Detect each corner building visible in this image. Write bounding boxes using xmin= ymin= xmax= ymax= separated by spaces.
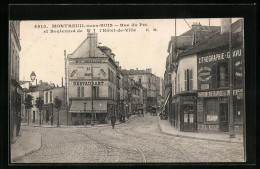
xmin=66 ymin=33 xmax=118 ymax=125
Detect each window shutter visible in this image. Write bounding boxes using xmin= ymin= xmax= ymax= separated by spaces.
xmin=97 ymin=87 xmax=99 ymax=98
xmin=189 ymin=69 xmax=193 ymax=90
xmin=211 ymin=64 xmax=218 ymax=89
xmin=184 ymin=69 xmax=187 ymax=91
xmin=77 ymin=87 xmax=80 ymax=97
xmin=81 ymin=87 xmax=84 ymax=97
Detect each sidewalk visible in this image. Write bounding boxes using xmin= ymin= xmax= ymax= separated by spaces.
xmin=11 ymin=130 xmax=42 ymax=162
xmin=158 ymin=116 xmax=243 ymax=144
xmin=21 ymin=115 xmax=137 ymax=128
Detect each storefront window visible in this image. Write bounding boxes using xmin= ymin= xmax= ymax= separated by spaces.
xmin=234 ymin=98 xmax=243 ymax=123
xmin=205 ymin=98 xmax=218 ymax=122
xmin=218 ymin=62 xmax=229 ymax=87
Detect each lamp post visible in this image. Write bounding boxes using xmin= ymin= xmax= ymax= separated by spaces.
xmin=28 ymin=71 xmax=36 ymax=124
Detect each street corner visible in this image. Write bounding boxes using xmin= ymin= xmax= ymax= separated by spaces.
xmin=11 ymin=130 xmax=42 ymax=163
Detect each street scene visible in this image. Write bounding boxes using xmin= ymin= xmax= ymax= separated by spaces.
xmin=9 ymin=18 xmax=245 ymax=163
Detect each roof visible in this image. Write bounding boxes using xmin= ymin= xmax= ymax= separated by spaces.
xmin=28 ymin=83 xmax=54 ymax=92
xmin=178 ymin=19 xmax=243 ymax=57
xmin=122 ymin=69 xmax=153 ymax=76
xmin=180 ymin=26 xmax=220 ymax=36
xmin=168 ymin=25 xmax=221 ymax=53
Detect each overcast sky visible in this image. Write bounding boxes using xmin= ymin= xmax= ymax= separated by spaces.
xmin=19 ymin=18 xmax=240 ymax=86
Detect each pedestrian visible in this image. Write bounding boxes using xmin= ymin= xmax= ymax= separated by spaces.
xmin=50 ymin=115 xmax=53 ymax=126
xmin=111 ymin=115 xmax=116 ymax=129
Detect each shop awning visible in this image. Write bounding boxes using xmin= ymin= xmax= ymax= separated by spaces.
xmin=69 ymin=100 xmax=107 ymax=113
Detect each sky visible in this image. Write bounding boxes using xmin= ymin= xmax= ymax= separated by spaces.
xmin=19 ymin=18 xmax=240 ymax=86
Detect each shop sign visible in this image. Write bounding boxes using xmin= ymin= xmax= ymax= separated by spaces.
xmin=69 ymin=65 xmax=91 ymax=79
xmin=234 ymin=60 xmax=243 ymax=77
xmin=198 ymin=90 xmax=230 ymax=97
xmin=70 ymin=81 xmax=107 ymax=86
xmin=198 ymin=48 xmax=242 ymax=64
xmin=198 ymin=67 xmax=212 ymax=82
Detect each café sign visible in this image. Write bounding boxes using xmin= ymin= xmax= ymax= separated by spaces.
xmin=198 ymin=66 xmax=212 ymax=82
xmin=70 ymin=81 xmax=107 ymax=86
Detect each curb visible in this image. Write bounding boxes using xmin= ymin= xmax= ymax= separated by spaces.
xmin=11 ymin=135 xmax=42 ymax=163
xmin=157 ymin=116 xmax=242 ymax=144
xmin=21 ymin=115 xmax=138 ymax=129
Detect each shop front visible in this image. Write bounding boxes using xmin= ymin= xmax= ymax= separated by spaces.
xmin=69 ymin=100 xmax=109 ymax=125
xmin=171 ymin=92 xmax=197 ymax=132
xmin=197 ymin=89 xmax=243 ymax=133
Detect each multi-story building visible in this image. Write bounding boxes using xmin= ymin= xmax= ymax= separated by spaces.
xmin=42 ymin=86 xmax=67 ymax=125
xmin=66 ymin=33 xmax=119 ymax=125
xmin=164 ymin=19 xmax=244 ymax=133
xmin=177 ymin=19 xmax=244 ymax=133
xmin=9 ymin=21 xmax=23 ymax=142
xmin=24 ymin=81 xmax=54 ymax=124
xmin=122 ymin=68 xmax=160 ymax=112
xmin=163 ymin=21 xmax=221 ymax=131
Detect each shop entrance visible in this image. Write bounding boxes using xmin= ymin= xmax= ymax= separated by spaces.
xmin=183 ymin=105 xmax=195 ymax=132
xmin=219 ymin=103 xmax=229 ymax=132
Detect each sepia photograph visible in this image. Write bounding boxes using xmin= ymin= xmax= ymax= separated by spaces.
xmin=9 ymin=17 xmax=246 ymax=163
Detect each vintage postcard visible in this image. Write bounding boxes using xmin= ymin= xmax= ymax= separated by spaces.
xmin=9 ymin=18 xmax=245 ymax=163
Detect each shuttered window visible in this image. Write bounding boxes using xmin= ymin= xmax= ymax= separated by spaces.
xmin=189 ymin=69 xmax=193 ymax=90
xmin=77 ymin=87 xmax=80 ymax=97
xmin=81 ymin=87 xmax=84 ymax=97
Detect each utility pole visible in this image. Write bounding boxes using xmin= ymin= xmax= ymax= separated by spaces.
xmin=64 ymin=50 xmax=69 ymax=125
xmin=91 ymin=64 xmax=94 ymax=126
xmin=228 ymin=18 xmax=235 ymax=138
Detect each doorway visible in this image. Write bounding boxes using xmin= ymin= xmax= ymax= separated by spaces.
xmin=46 ymin=110 xmax=49 ymax=123
xmin=33 ymin=111 xmax=35 ymax=123
xmin=219 ymin=103 xmax=229 ymax=132
xmin=183 ymin=105 xmax=195 ymax=132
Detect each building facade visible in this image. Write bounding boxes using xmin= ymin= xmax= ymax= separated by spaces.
xmin=122 ymin=68 xmax=161 ymax=112
xmin=166 ymin=18 xmax=244 ymax=133
xmin=9 ymin=21 xmax=23 ymax=142
xmin=66 ymin=33 xmax=119 ymax=125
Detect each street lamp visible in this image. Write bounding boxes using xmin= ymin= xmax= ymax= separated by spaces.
xmin=28 ymin=71 xmax=36 ymax=125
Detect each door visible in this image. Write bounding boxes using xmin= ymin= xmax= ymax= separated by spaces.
xmin=33 ymin=111 xmax=35 ymax=123
xmin=46 ymin=110 xmax=49 ymax=123
xmin=219 ymin=103 xmax=229 ymax=132
xmin=183 ymin=105 xmax=195 ymax=132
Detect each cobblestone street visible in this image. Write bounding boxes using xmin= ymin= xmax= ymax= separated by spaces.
xmin=16 ymin=114 xmax=244 ymax=163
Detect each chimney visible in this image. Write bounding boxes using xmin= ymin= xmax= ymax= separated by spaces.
xmin=36 ymin=79 xmax=38 ymax=85
xmin=146 ymin=68 xmax=152 ymax=73
xmin=62 ymin=77 xmax=63 ymax=87
xmin=192 ymin=22 xmax=201 ymax=30
xmin=220 ymin=18 xmax=232 ymax=34
xmin=136 ymin=68 xmax=138 ymax=70
xmin=87 ymin=33 xmax=98 ymax=57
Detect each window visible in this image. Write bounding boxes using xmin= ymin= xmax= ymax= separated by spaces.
xmin=45 ymin=92 xmax=48 ymax=103
xmin=81 ymin=87 xmax=84 ymax=97
xmin=93 ymin=86 xmax=99 ymax=99
xmin=77 ymin=87 xmax=80 ymax=97
xmin=218 ymin=62 xmax=229 ymax=87
xmin=168 ymin=74 xmax=171 ymax=83
xmin=205 ymin=98 xmax=218 ymax=122
xmin=138 ymin=76 xmax=142 ymax=83
xmin=148 ymin=78 xmax=151 ymax=84
xmin=50 ymin=91 xmax=52 ymax=102
xmin=184 ymin=69 xmax=193 ymax=91
xmin=212 ymin=62 xmax=229 ymax=88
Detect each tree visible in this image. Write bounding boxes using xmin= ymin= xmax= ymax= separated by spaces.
xmin=24 ymin=94 xmax=33 ymax=125
xmin=35 ymin=97 xmax=44 ymax=125
xmin=54 ymin=97 xmax=62 ymax=127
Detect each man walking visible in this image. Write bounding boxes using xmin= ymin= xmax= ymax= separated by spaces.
xmin=111 ymin=115 xmax=116 ymax=129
